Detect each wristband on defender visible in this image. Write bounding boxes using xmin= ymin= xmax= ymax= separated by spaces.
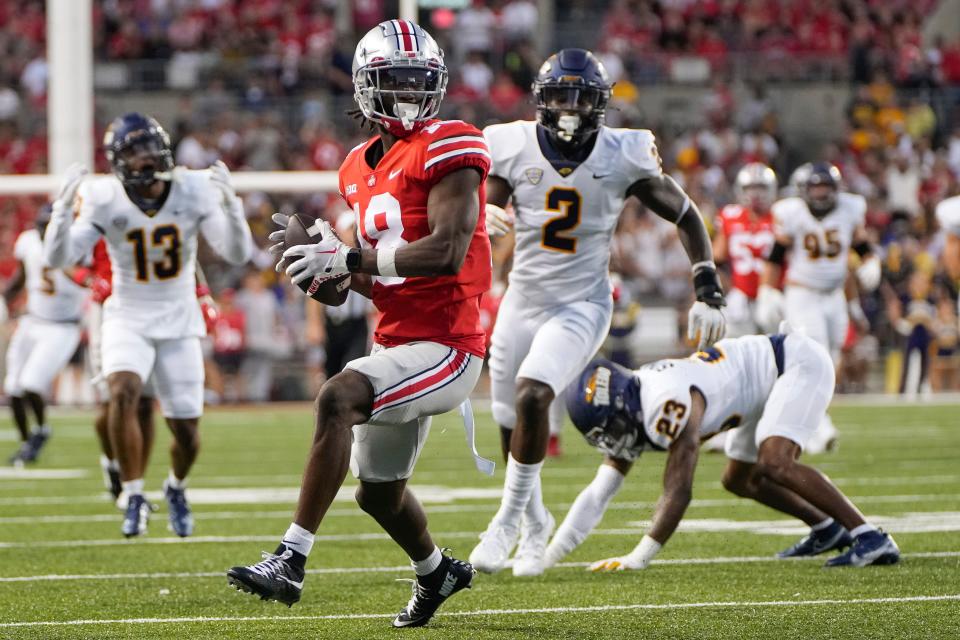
xmin=377 ymin=247 xmax=399 ymax=277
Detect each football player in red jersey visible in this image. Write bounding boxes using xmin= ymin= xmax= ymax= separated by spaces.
xmin=228 ymin=20 xmax=490 ymax=628
xmin=713 ymin=163 xmax=777 ymax=338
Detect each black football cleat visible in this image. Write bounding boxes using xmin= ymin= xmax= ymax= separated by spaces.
xmin=393 ymin=552 xmax=475 ymax=628
xmin=122 ymin=494 xmax=150 ymax=538
xmin=227 ymin=549 xmax=305 ymax=607
xmin=163 ymin=480 xmax=194 ymax=537
xmin=20 ymin=426 xmax=50 ymax=463
xmin=777 ymin=521 xmax=852 ymax=558
xmin=825 ymin=530 xmax=900 ymax=567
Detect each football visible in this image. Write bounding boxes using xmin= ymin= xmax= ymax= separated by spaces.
xmin=282 ymin=213 xmax=351 ymax=306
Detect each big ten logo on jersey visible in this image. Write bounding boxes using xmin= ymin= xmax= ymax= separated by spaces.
xmin=355 ymin=194 xmax=407 ymax=286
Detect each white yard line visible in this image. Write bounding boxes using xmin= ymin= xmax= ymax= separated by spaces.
xmin=1 ymin=594 xmax=958 ymax=628
xmin=0 ymin=551 xmax=956 ymax=583
xmin=2 ymin=493 xmax=957 ymax=526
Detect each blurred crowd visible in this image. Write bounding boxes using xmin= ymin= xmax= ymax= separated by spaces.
xmin=2 ymin=1 xmax=960 ymax=399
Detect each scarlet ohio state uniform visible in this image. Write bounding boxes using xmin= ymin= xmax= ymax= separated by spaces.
xmin=717 ymin=203 xmax=775 ymax=336
xmin=338 ymin=119 xmax=492 ymax=357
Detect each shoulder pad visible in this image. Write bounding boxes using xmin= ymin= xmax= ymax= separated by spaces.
xmin=608 ymin=128 xmax=663 ymax=182
xmin=418 ymin=120 xmax=490 ymax=182
xmin=838 ymin=192 xmax=867 ymax=221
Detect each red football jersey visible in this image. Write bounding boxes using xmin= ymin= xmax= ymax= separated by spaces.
xmin=718 ymin=204 xmax=775 ymax=299
xmin=338 ymin=119 xmax=492 ymax=357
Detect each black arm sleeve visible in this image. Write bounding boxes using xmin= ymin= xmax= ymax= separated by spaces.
xmin=768 ymin=241 xmax=788 ymax=265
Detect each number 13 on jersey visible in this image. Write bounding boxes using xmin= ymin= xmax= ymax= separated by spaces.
xmin=541 ymin=187 xmax=582 ymax=253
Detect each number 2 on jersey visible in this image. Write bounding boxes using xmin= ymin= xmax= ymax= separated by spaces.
xmin=541 ymin=187 xmax=581 ymax=253
xmin=126 ymin=225 xmax=181 ymax=282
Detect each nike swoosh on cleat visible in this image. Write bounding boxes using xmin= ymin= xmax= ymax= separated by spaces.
xmin=278 ymin=575 xmax=304 ymax=590
xmin=593 ymin=173 xmax=610 ymax=179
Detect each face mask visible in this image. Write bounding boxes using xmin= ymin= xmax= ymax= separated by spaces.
xmin=557 ymin=114 xmax=581 ymax=142
xmin=394 ymin=102 xmax=420 ymax=131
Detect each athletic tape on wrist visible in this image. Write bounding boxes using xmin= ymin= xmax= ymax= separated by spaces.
xmin=377 ymin=247 xmax=398 ymax=277
xmin=627 ymin=534 xmax=662 ymax=568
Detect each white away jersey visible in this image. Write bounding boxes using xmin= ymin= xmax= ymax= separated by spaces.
xmin=74 ymin=169 xmax=222 ymax=338
xmin=484 ymin=121 xmax=662 ymax=306
xmin=636 ymin=335 xmax=779 ymax=451
xmin=772 ymin=192 xmax=866 ymax=291
xmin=13 ymin=229 xmax=87 ymax=322
xmin=936 ymin=195 xmax=960 ymax=236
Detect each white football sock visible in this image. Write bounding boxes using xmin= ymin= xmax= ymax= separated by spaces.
xmin=545 ymin=464 xmax=625 ymax=566
xmin=108 ymin=458 xmax=119 ymax=471
xmin=492 ymin=455 xmax=543 ymax=528
xmin=122 ymin=478 xmax=144 ymax=496
xmin=849 ymin=523 xmax=878 ymax=538
xmin=166 ymin=470 xmax=186 ymax=490
xmin=99 ymin=455 xmax=111 ymax=471
xmin=523 ymin=473 xmax=548 ymax=525
xmin=411 ymin=546 xmax=442 ymax=576
xmin=811 ymin=517 xmax=835 ymax=532
xmin=282 ymin=522 xmax=315 ymax=557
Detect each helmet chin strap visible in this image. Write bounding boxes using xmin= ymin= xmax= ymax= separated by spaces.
xmin=557 ymin=114 xmax=581 ymax=142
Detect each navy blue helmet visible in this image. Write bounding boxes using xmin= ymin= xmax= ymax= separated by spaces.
xmin=533 ymin=48 xmax=611 ymax=148
xmin=103 ymin=113 xmax=174 ymax=188
xmin=802 ymin=162 xmax=841 ymax=218
xmin=565 ymin=359 xmax=645 ymax=461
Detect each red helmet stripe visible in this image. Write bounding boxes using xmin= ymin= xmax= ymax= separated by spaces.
xmin=398 ymin=19 xmax=414 ymax=51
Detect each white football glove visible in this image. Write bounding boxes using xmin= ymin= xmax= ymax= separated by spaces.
xmin=855 ymin=255 xmax=881 ymax=291
xmin=688 ymin=301 xmax=725 ymax=350
xmin=52 ymin=163 xmax=89 ymax=213
xmin=589 ymin=555 xmax=649 ymax=572
xmin=589 ymin=535 xmax=661 ymax=572
xmin=268 ymin=212 xmax=290 ymax=264
xmin=485 ymin=203 xmax=513 ymax=237
xmin=281 ymin=219 xmax=350 ymax=284
xmin=209 ymin=160 xmax=243 ymax=216
xmin=755 ymin=284 xmax=785 ymax=334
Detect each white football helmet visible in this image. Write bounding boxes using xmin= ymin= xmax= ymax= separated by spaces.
xmin=734 ymin=162 xmax=777 ymax=212
xmin=784 ymin=162 xmax=813 ymax=197
xmin=352 ymin=20 xmax=448 ymax=137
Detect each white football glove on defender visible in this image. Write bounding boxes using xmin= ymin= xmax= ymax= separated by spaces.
xmin=688 ymin=302 xmax=725 ymax=350
xmin=755 ymin=284 xmax=785 ymax=334
xmin=209 ymin=160 xmax=243 ymax=218
xmin=282 ymin=219 xmax=350 ymax=284
xmin=688 ymin=262 xmax=726 ymax=350
xmin=485 ymin=203 xmax=513 ymax=237
xmin=51 ymin=163 xmax=89 ymax=216
xmin=589 ymin=535 xmax=662 ymax=572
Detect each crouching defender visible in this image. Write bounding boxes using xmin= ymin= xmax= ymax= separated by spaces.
xmin=546 ymin=331 xmax=900 ymax=570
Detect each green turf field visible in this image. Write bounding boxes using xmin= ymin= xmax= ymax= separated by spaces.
xmin=0 ymin=401 xmax=958 ymax=639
